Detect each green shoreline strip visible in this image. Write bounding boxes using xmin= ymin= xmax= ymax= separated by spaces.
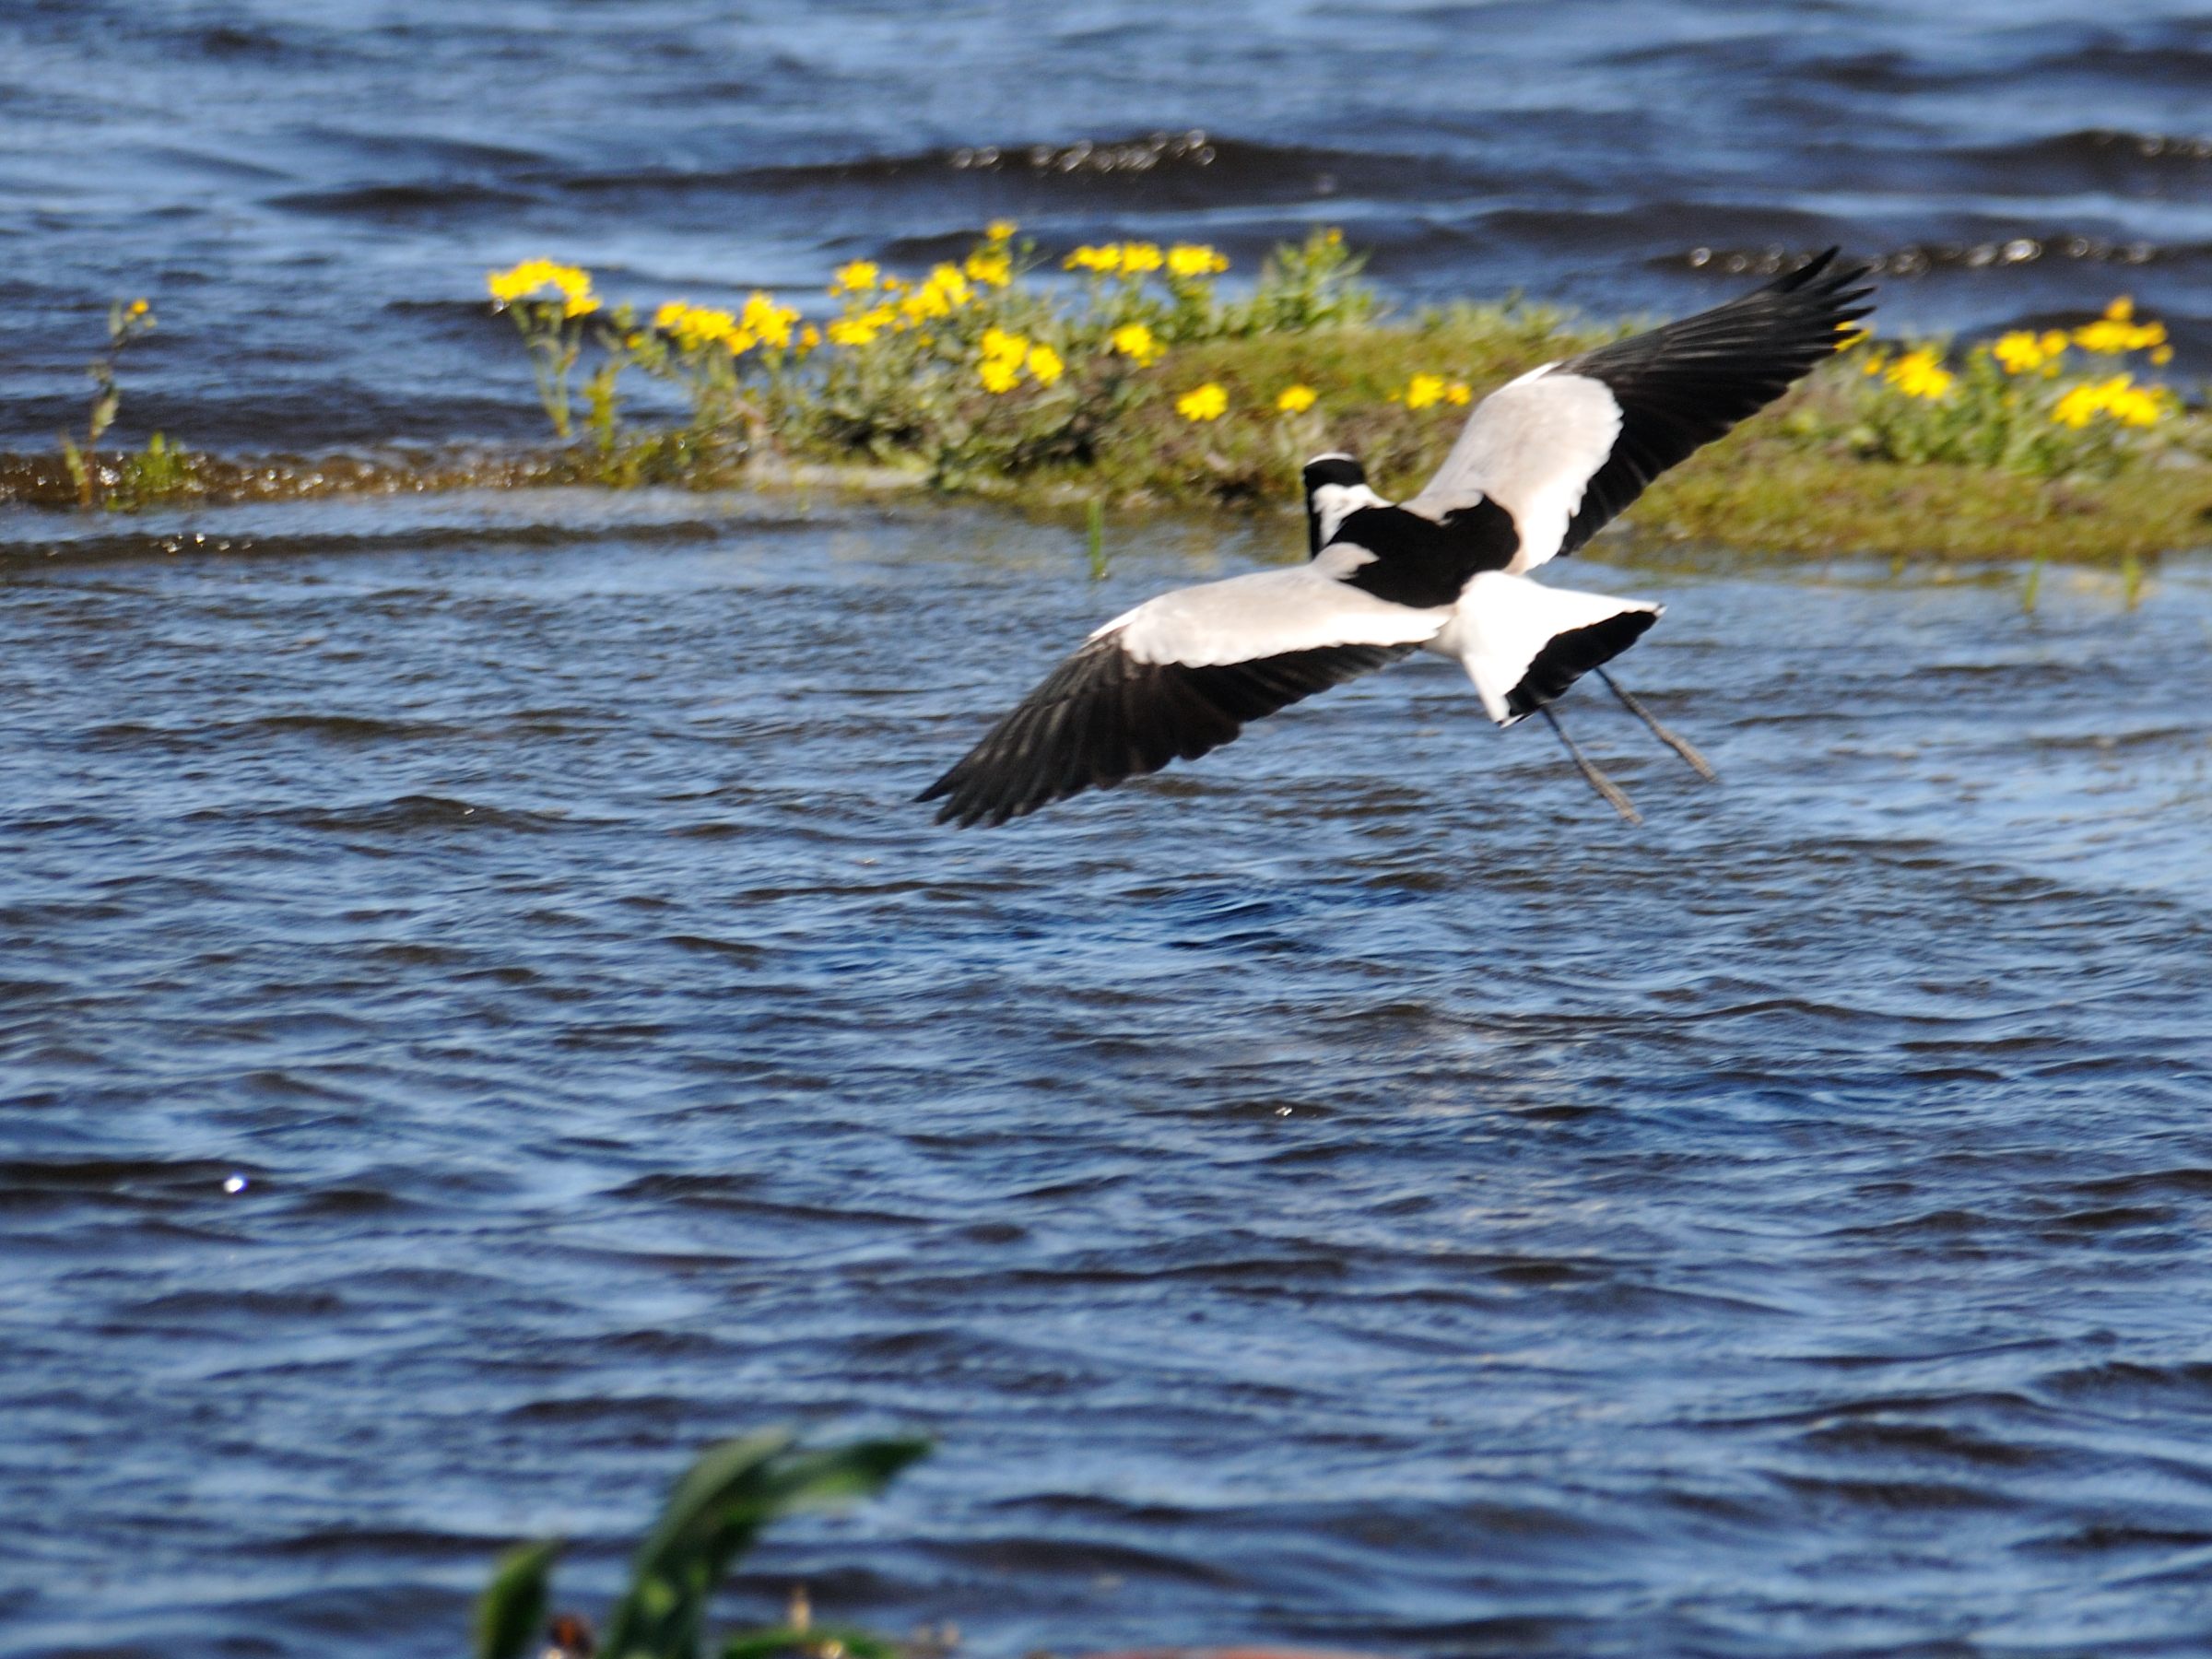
xmin=10 ymin=229 xmax=2209 ymax=565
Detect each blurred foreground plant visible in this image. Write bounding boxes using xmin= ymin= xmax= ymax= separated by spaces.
xmin=476 ymin=1428 xmax=929 ymax=1659
xmin=58 ymin=297 xmax=157 ymax=510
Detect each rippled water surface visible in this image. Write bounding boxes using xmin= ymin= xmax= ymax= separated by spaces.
xmin=5 ymin=493 xmax=2212 ymax=1654
xmin=6 ymin=0 xmax=2212 ymax=448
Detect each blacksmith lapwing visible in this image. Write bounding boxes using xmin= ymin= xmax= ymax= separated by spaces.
xmin=922 ymin=252 xmax=1874 ymax=828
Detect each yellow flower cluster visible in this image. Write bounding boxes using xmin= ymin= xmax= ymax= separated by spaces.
xmin=2051 ymin=373 xmax=2174 ymax=429
xmin=964 ymin=220 xmax=1018 ymax=288
xmin=1109 ymin=323 xmax=1165 ymax=366
xmin=2071 ymin=297 xmax=2170 ymax=359
xmin=1883 ymin=347 xmax=1954 ymax=401
xmin=487 ymin=259 xmax=599 ymax=317
xmin=1065 ymin=241 xmax=1227 ymax=278
xmin=1175 ymin=382 xmax=1228 ymax=422
xmin=1993 ymin=330 xmax=2073 ymax=377
xmin=1402 ymin=373 xmax=1473 ymax=410
xmin=653 ymin=292 xmax=802 ymax=356
xmin=977 ymin=327 xmax=1061 ymax=394
xmin=826 ymin=238 xmax=1019 ymax=346
xmin=964 ymin=248 xmax=1013 ymax=288
xmin=1276 ymin=384 xmax=1316 ymax=414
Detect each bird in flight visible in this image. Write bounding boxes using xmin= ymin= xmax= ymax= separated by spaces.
xmin=921 ymin=251 xmax=1874 ymax=828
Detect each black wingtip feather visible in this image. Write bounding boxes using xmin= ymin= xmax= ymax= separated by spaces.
xmin=1547 ymin=248 xmax=1878 ymax=558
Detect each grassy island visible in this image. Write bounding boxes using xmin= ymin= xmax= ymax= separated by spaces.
xmin=7 ymin=226 xmax=2206 ymax=566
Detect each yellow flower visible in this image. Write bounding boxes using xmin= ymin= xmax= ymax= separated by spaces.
xmin=977 ymin=327 xmax=1032 ymax=392
xmin=1275 ymin=384 xmax=1317 ymax=414
xmin=665 ymin=304 xmax=739 ymax=350
xmin=1167 ymin=243 xmax=1229 ymax=278
xmin=488 ymin=258 xmax=594 ymax=314
xmin=1859 ymin=349 xmax=1888 ymax=376
xmin=831 ymin=260 xmax=879 ymax=294
xmin=1993 ymin=331 xmax=2048 ymax=375
xmin=900 ymin=282 xmax=954 ymax=324
xmin=741 ymin=292 xmax=798 ymax=348
xmin=2152 ymin=344 xmax=2174 ymax=366
xmin=963 ymin=250 xmax=1011 ymax=287
xmin=985 ymin=218 xmax=1018 ymax=242
xmin=2052 ymin=373 xmax=2172 ymax=429
xmin=2073 ymin=299 xmax=2166 ymax=356
xmin=826 ymin=315 xmax=880 ymax=347
xmin=1027 ymin=343 xmax=1065 ymax=386
xmin=127 ymin=298 xmax=150 ymax=317
xmin=1109 ymin=323 xmax=1164 ymax=366
xmin=1120 ymin=241 xmax=1164 ymax=275
xmin=1405 ymin=373 xmax=1446 ymax=410
xmin=1175 ymin=382 xmax=1228 ymax=421
xmin=1445 ymin=381 xmax=1473 ymax=406
xmin=1884 ymin=347 xmax=1953 ymax=400
xmin=1065 ymin=244 xmax=1122 ymax=274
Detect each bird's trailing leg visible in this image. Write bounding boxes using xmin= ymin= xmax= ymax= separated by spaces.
xmin=1537 ymin=704 xmax=1641 ymax=825
xmin=1597 ymin=669 xmax=1716 ymax=782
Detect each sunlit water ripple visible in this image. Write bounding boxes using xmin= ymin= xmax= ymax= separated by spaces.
xmin=3 ymin=494 xmax=2210 ymax=1654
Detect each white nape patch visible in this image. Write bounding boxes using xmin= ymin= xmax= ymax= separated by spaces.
xmin=1096 ymin=562 xmax=1450 ymax=668
xmin=1407 ymin=369 xmax=1621 ymax=572
xmin=1429 ymin=570 xmax=1661 ymax=724
xmin=1310 ymin=481 xmax=1388 ymax=547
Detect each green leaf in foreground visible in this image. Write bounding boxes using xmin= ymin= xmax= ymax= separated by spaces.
xmin=477 ymin=1537 xmax=562 ymax=1659
xmin=598 ymin=1430 xmax=932 ymax=1659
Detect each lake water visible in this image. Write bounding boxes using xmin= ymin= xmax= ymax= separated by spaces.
xmin=4 ymin=490 xmax=2211 ymax=1655
xmin=7 ymin=2 xmax=2212 ymax=1654
xmin=4 ymin=0 xmax=2212 ymax=453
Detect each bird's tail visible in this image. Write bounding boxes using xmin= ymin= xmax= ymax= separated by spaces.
xmin=1443 ymin=571 xmax=1661 ymax=726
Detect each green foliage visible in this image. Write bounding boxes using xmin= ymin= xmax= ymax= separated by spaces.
xmin=477 ymin=1540 xmax=560 ymax=1659
xmin=1085 ymin=497 xmax=1108 ymax=581
xmin=1219 ymin=226 xmax=1378 ymax=335
xmin=474 ymin=1429 xmax=928 ymax=1659
xmin=59 ymin=296 xmax=158 ymax=510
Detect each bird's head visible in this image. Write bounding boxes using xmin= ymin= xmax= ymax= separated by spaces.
xmin=1300 ymin=453 xmax=1381 ymax=559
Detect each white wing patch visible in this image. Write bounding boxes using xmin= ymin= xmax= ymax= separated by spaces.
xmin=1407 ymin=368 xmax=1622 ymax=572
xmin=1096 ymin=556 xmax=1451 ymax=668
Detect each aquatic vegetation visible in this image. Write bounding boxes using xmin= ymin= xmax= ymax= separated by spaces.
xmin=1823 ymin=299 xmax=2188 ymax=477
xmin=485 ymin=259 xmax=602 ymax=440
xmin=476 ymin=1427 xmax=928 ymax=1659
xmin=8 ymin=240 xmax=2204 ymax=567
xmin=57 ymin=297 xmax=158 ymax=511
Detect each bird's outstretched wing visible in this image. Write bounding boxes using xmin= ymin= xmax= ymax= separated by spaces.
xmin=1406 ymin=250 xmax=1875 ymax=571
xmin=919 ymin=559 xmax=1446 ymax=827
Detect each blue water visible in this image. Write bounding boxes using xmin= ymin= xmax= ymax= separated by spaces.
xmin=5 ymin=488 xmax=2212 ymax=1654
xmin=7 ymin=4 xmax=2212 ymax=1653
